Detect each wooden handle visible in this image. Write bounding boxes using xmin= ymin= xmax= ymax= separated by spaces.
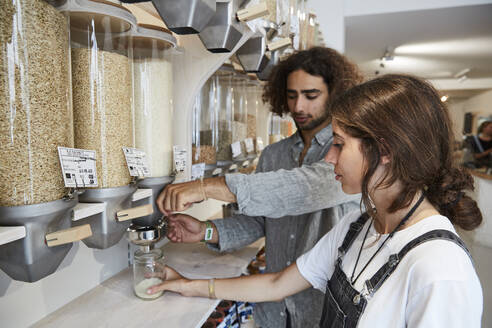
xmin=45 ymin=224 xmax=92 ymax=247
xmin=236 ymin=3 xmax=269 ymax=22
xmin=116 ymin=204 xmax=154 ymax=222
xmin=267 ymin=38 xmax=292 ymax=51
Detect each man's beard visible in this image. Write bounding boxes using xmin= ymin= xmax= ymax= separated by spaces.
xmin=294 ymin=104 xmax=331 ymax=131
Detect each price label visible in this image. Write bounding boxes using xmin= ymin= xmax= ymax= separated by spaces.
xmin=122 ymin=147 xmax=150 ymax=177
xmin=231 ymin=141 xmax=242 ymax=158
xmin=58 ymin=146 xmax=98 ymax=188
xmin=256 ymin=137 xmax=264 ymax=151
xmin=191 ymin=163 xmax=205 ymax=180
xmin=244 ymin=138 xmax=254 ymax=153
xmin=173 ymin=145 xmax=187 ymax=173
xmin=173 ymin=145 xmax=188 ymax=182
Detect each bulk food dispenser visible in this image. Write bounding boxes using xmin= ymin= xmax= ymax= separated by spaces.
xmin=246 ymin=76 xmax=260 ymax=161
xmin=132 ymin=24 xmax=177 ymax=227
xmin=269 ymin=114 xmax=283 ymax=144
xmin=0 ymin=0 xmax=92 ymax=282
xmin=192 ymin=77 xmax=219 ymax=178
xmin=59 ymin=0 xmax=150 ymax=249
xmin=216 ymin=71 xmax=235 ymax=172
xmin=231 ymin=75 xmax=249 ymax=166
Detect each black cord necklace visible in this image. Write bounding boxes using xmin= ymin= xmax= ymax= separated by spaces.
xmin=350 ymin=193 xmax=426 ymax=285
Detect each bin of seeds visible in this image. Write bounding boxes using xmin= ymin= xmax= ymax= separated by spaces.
xmin=0 ymin=0 xmax=73 ymax=206
xmin=133 ymin=24 xmax=176 ymax=177
xmin=68 ymin=2 xmax=135 ymax=188
xmin=192 ymin=78 xmax=217 ymax=166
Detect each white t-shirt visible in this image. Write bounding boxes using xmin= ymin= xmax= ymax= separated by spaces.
xmin=296 ymin=210 xmax=483 ymax=328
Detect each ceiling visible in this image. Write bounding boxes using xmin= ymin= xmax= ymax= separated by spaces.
xmin=344 ymin=3 xmax=492 ymax=99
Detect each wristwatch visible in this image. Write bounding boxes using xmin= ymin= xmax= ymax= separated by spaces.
xmin=201 ymin=221 xmax=214 ymax=242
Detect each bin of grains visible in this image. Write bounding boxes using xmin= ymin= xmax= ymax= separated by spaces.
xmin=0 ymin=0 xmax=73 ymax=206
xmin=192 ymin=77 xmax=217 ymax=166
xmin=67 ymin=1 xmax=135 ymax=188
xmin=232 ymin=77 xmax=248 ymax=161
xmin=133 ymin=24 xmax=176 ymax=177
xmin=216 ymin=75 xmax=234 ymax=162
xmin=269 ymin=114 xmax=283 ymax=145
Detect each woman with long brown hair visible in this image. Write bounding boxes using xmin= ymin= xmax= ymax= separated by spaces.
xmin=149 ymin=74 xmax=483 ymax=327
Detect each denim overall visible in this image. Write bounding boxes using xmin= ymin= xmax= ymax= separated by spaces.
xmin=319 ymin=214 xmax=472 ymax=328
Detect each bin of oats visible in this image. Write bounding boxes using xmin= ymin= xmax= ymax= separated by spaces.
xmin=0 ymin=0 xmax=73 ymax=206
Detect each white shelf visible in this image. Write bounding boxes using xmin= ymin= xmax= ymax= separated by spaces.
xmin=0 ymin=226 xmax=26 ymax=246
xmin=132 ymin=188 xmax=153 ymax=202
xmin=72 ymin=203 xmax=107 ymax=222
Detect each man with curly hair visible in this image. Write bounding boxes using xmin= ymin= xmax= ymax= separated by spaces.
xmin=158 ymin=47 xmax=363 ymax=328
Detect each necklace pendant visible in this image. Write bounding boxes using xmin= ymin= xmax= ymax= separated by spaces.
xmin=353 ymin=294 xmax=361 ymax=305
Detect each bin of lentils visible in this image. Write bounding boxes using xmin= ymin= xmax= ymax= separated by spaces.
xmin=0 ymin=0 xmax=73 ymax=206
xmin=70 ymin=9 xmax=133 ymax=188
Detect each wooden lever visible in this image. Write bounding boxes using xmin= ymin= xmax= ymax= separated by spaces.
xmin=237 ymin=3 xmax=269 ymax=22
xmin=45 ymin=224 xmax=92 ymax=247
xmin=116 ymin=204 xmax=153 ymax=222
xmin=267 ymin=38 xmax=292 ymax=51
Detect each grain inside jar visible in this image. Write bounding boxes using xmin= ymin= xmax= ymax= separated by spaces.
xmin=0 ymin=0 xmax=73 ymax=206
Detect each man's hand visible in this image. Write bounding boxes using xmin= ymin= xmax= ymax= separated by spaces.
xmin=166 ymin=213 xmax=218 ymax=243
xmin=156 ymin=177 xmax=237 ymax=215
xmin=157 ymin=180 xmax=204 ymax=215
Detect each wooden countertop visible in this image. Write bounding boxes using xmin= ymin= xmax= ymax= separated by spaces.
xmin=33 ymin=238 xmax=264 ymax=328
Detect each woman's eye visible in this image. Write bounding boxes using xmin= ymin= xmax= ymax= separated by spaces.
xmin=333 ymin=143 xmax=343 ymax=148
xmin=306 ymin=94 xmax=318 ymax=100
xmin=287 ymin=95 xmax=297 ymax=100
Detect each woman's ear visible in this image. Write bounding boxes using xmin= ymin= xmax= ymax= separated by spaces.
xmin=378 ymin=138 xmax=391 ymax=164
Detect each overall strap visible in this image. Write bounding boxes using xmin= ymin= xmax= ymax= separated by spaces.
xmin=363 ymin=229 xmax=472 ymax=297
xmin=337 ymin=213 xmax=370 ymax=259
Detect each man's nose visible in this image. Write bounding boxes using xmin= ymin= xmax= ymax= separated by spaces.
xmin=293 ymin=96 xmax=306 ymax=113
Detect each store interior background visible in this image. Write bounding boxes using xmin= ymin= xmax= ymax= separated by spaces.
xmin=1 ymin=0 xmax=491 ymax=327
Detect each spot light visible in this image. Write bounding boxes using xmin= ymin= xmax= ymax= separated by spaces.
xmin=441 ymin=95 xmax=449 ymax=102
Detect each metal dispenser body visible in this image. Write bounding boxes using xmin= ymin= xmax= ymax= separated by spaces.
xmin=151 ymin=0 xmax=216 ymax=34
xmin=199 ymin=0 xmax=244 ymax=53
xmin=236 ymin=34 xmax=270 ymax=72
xmin=0 ymin=197 xmax=78 ymax=282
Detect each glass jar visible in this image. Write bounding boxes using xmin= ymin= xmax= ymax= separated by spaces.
xmin=0 ymin=0 xmax=73 ymax=206
xmin=269 ymin=114 xmax=283 ymax=144
xmin=192 ymin=77 xmax=217 ymax=166
xmin=133 ymin=24 xmax=175 ymax=178
xmin=216 ymin=73 xmax=234 ymax=164
xmin=66 ymin=1 xmax=135 ymax=188
xmin=133 ymin=248 xmax=166 ymax=300
xmin=232 ymin=76 xmax=248 ymax=161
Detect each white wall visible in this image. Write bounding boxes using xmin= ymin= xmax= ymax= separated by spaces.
xmin=0 ymin=239 xmax=128 ymax=328
xmin=462 ymin=89 xmax=492 ymax=133
xmin=344 ymin=0 xmax=492 ymax=17
xmin=447 ymin=99 xmax=467 ymax=140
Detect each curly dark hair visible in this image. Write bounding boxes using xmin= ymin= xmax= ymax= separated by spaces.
xmin=263 ymin=47 xmax=364 ymax=117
